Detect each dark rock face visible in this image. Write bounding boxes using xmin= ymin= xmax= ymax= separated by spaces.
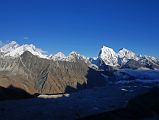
xmin=0 ymin=51 xmax=106 ymax=94
xmin=126 ymin=86 xmax=159 ymax=119
xmin=138 ymin=57 xmax=159 ymax=70
xmin=94 ymin=58 xmax=115 ymax=71
xmin=121 ymin=58 xmax=159 ymax=70
xmin=0 ymin=86 xmax=34 ymax=101
xmin=121 ymin=59 xmax=144 ymax=69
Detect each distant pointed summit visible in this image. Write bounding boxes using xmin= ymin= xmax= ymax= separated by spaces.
xmin=118 ymin=48 xmax=139 ymax=64
xmin=118 ymin=48 xmax=136 ymax=58
xmin=98 ymin=46 xmax=118 ymax=66
xmin=51 ymin=52 xmax=66 ymax=61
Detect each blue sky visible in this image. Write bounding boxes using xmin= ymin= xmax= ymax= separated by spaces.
xmin=0 ymin=0 xmax=159 ymax=57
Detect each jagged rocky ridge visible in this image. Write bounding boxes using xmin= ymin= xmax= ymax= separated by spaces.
xmin=0 ymin=50 xmax=105 ymax=94
xmin=0 ymin=41 xmax=159 ymax=94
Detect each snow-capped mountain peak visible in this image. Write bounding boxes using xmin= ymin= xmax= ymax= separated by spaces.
xmin=0 ymin=41 xmax=20 ymax=54
xmin=69 ymin=51 xmax=78 ymax=55
xmin=67 ymin=51 xmax=89 ymax=63
xmin=51 ymin=52 xmax=66 ymax=61
xmin=98 ymin=46 xmax=118 ymax=66
xmin=0 ymin=41 xmax=48 ymax=59
xmin=118 ymin=48 xmax=136 ymax=58
xmin=68 ymin=51 xmax=83 ymax=61
xmin=51 ymin=51 xmax=90 ymax=63
xmin=117 ymin=48 xmax=139 ymax=64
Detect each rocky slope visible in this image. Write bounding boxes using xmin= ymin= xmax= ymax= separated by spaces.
xmin=0 ymin=51 xmax=106 ymax=94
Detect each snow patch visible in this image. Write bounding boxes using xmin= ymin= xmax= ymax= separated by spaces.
xmin=38 ymin=93 xmax=70 ymax=99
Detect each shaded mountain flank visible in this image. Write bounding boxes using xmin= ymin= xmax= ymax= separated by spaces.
xmin=0 ymin=51 xmax=106 ymax=94
xmin=79 ymin=86 xmax=159 ymax=120
xmin=0 ymin=86 xmax=34 ymax=101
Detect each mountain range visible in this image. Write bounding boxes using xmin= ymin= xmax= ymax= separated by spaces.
xmin=0 ymin=41 xmax=159 ymax=95
xmin=1 ymin=41 xmax=159 ymax=68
